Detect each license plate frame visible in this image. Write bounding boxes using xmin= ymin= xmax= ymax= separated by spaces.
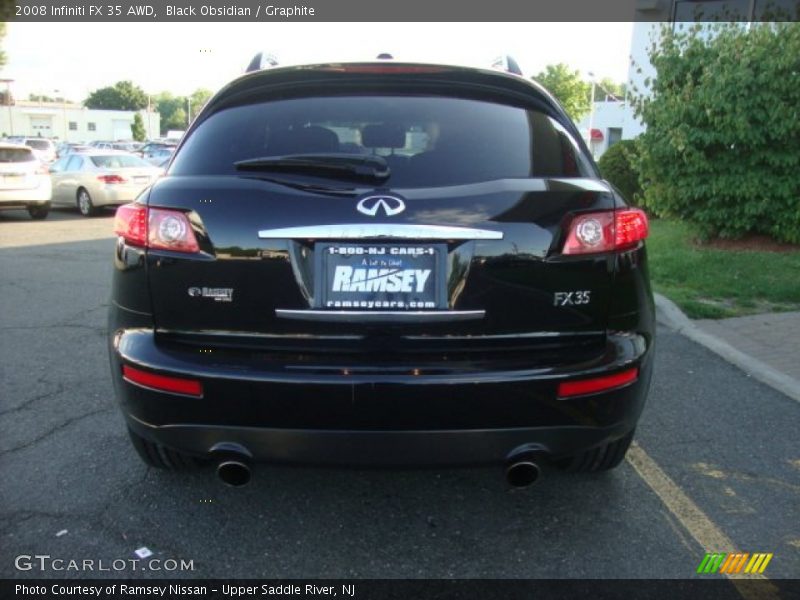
xmin=315 ymin=243 xmax=447 ymax=311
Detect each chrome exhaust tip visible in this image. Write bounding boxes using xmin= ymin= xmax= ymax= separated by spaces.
xmin=216 ymin=460 xmax=252 ymax=487
xmin=506 ymin=460 xmax=541 ymax=488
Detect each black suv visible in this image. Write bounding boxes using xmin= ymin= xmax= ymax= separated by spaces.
xmin=109 ymin=60 xmax=654 ymax=487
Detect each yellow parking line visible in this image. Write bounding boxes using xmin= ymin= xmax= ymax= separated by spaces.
xmin=626 ymin=443 xmax=779 ymax=599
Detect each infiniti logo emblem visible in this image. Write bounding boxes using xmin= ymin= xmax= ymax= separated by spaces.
xmin=356 ymin=195 xmax=406 ymax=217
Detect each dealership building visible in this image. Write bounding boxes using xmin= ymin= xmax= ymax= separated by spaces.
xmin=0 ymin=100 xmax=161 ymax=142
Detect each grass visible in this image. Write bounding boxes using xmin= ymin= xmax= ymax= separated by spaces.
xmin=646 ymin=220 xmax=800 ymax=319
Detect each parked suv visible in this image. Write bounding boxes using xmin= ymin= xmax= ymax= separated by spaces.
xmin=0 ymin=143 xmax=52 ymax=219
xmin=109 ymin=60 xmax=654 ymax=487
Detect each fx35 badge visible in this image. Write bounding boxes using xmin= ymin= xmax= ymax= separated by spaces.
xmin=554 ymin=291 xmax=591 ymax=306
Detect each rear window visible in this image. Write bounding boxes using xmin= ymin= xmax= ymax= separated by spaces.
xmin=0 ymin=147 xmax=36 ymax=163
xmin=171 ymin=96 xmax=593 ymax=186
xmin=90 ymin=155 xmax=150 ymax=168
xmin=25 ymin=139 xmax=50 ymax=150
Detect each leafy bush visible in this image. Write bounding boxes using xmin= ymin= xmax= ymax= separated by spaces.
xmin=598 ymin=140 xmax=642 ymax=204
xmin=632 ymin=22 xmax=800 ymax=243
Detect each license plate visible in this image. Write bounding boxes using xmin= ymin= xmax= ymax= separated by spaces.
xmin=0 ymin=174 xmax=24 ymax=186
xmin=133 ymin=176 xmax=150 ymax=184
xmin=316 ymin=244 xmax=446 ymax=310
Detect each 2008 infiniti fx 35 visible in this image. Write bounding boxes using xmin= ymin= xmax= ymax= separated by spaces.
xmin=108 ymin=57 xmax=654 ymax=487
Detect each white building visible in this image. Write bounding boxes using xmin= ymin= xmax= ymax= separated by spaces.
xmin=0 ymin=100 xmax=160 ymax=142
xmin=576 ymin=100 xmax=627 ymax=160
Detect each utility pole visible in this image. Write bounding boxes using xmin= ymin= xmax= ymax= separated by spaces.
xmin=0 ymin=79 xmax=13 ymax=136
xmin=54 ymin=89 xmax=68 ymax=141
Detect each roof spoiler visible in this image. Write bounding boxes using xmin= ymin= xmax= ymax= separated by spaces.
xmin=245 ymin=52 xmax=279 ymax=73
xmin=491 ymin=55 xmax=524 ymax=76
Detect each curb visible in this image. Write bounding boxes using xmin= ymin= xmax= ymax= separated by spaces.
xmin=654 ymin=293 xmax=800 ymax=404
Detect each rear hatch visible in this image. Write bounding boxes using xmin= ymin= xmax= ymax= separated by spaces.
xmin=144 ymin=68 xmax=616 ymax=365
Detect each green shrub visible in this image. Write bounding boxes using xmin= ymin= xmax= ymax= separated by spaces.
xmin=598 ymin=140 xmax=642 ymax=204
xmin=631 ymin=22 xmax=800 ymax=243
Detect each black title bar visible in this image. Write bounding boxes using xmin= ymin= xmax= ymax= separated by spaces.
xmin=5 ymin=0 xmax=799 ymax=22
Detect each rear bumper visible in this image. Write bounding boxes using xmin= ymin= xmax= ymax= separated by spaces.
xmin=110 ymin=322 xmax=654 ymax=466
xmin=0 ymin=180 xmax=51 ymax=206
xmin=93 ymin=185 xmax=151 ymax=207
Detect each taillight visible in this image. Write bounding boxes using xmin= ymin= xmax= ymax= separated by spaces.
xmin=148 ymin=208 xmax=200 ymax=253
xmin=562 ymin=208 xmax=649 ymax=255
xmin=122 ymin=365 xmax=203 ymax=397
xmin=113 ymin=203 xmax=200 ymax=253
xmin=98 ymin=174 xmax=127 ymax=184
xmin=114 ymin=203 xmax=147 ymax=247
xmin=557 ymin=368 xmax=639 ymax=398
xmin=615 ymin=208 xmax=649 ymax=249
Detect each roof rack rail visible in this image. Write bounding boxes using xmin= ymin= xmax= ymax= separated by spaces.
xmin=245 ymin=52 xmax=279 ymax=73
xmin=491 ymin=55 xmax=524 ymax=76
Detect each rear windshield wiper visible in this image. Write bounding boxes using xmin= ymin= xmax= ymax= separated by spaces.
xmin=234 ymin=153 xmax=390 ymax=182
xmin=242 ymin=174 xmax=358 ymax=196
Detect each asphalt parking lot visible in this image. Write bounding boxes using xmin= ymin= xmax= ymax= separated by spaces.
xmin=1 ymin=208 xmax=798 ymax=583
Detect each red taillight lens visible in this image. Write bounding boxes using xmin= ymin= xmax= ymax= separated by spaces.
xmin=98 ymin=174 xmax=127 ymax=184
xmin=148 ymin=208 xmax=200 ymax=253
xmin=615 ymin=208 xmax=649 ymax=250
xmin=113 ymin=204 xmax=199 ymax=253
xmin=114 ymin=203 xmax=148 ymax=247
xmin=122 ymin=365 xmax=203 ymax=397
xmin=557 ymin=368 xmax=639 ymax=398
xmin=562 ymin=208 xmax=649 ymax=255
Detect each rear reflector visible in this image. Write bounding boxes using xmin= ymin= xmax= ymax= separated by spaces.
xmin=122 ymin=365 xmax=203 ymax=397
xmin=557 ymin=368 xmax=638 ymax=398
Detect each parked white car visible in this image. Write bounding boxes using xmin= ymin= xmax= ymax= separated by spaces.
xmin=24 ymin=138 xmax=57 ymax=163
xmin=0 ymin=143 xmax=52 ymax=219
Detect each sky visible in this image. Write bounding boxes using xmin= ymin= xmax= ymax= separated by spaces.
xmin=3 ymin=22 xmax=634 ymax=102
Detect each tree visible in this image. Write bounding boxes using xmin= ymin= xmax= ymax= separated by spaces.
xmin=85 ymin=81 xmax=147 ymax=111
xmin=131 ymin=113 xmax=146 ymax=142
xmin=533 ymin=63 xmax=591 ymax=121
xmin=593 ymin=78 xmax=626 ymax=102
xmin=598 ymin=140 xmax=642 ymax=204
xmin=189 ymin=88 xmax=213 ymax=119
xmin=29 ymin=93 xmax=69 ymax=103
xmin=155 ymin=92 xmax=187 ymax=134
xmin=631 ymin=22 xmax=800 ymax=243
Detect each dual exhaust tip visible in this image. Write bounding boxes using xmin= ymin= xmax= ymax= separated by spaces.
xmin=213 ymin=447 xmax=541 ymax=489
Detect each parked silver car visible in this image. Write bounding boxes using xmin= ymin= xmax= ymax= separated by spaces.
xmin=49 ymin=151 xmax=162 ymax=216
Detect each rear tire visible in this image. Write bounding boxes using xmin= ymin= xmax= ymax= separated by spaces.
xmin=557 ymin=430 xmax=635 ymax=473
xmin=27 ymin=203 xmax=50 ymax=220
xmin=77 ymin=188 xmax=96 ymax=217
xmin=127 ymin=427 xmax=202 ymax=470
